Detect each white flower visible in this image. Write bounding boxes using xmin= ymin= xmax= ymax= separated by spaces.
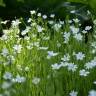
xmin=91 ymin=42 xmax=96 ymax=49
xmin=70 ymin=26 xmax=79 ymax=34
xmin=32 ymin=77 xmax=40 ymax=85
xmin=79 ymin=69 xmax=89 ymax=76
xmin=27 ymin=18 xmax=32 ymax=23
xmin=70 ymin=10 xmax=76 ymax=13
xmin=21 ymin=26 xmax=31 ymax=36
xmin=1 ymin=20 xmax=8 ymax=24
xmin=3 ymin=29 xmax=10 ymax=35
xmin=7 ymin=55 xmax=15 ymax=63
xmin=37 ymin=25 xmax=44 ymax=32
xmin=88 ymin=90 xmax=96 ymax=96
xmin=75 ymin=52 xmax=85 ymax=60
xmin=2 ymin=82 xmax=12 ymax=89
xmin=67 ymin=63 xmax=78 ymax=72
xmin=15 ymin=75 xmax=26 ymax=83
xmin=13 ymin=44 xmax=22 ymax=53
xmin=37 ymin=13 xmax=41 ymax=17
xmin=42 ymin=15 xmax=47 ymax=19
xmin=93 ymin=81 xmax=96 ymax=84
xmin=31 ymin=22 xmax=37 ymax=27
xmin=74 ymin=33 xmax=83 ymax=41
xmin=51 ymin=63 xmax=61 ymax=70
xmin=53 ymin=23 xmax=62 ymax=31
xmin=39 ymin=47 xmax=48 ymax=50
xmin=12 ymin=19 xmax=21 ymax=27
xmin=85 ymin=59 xmax=96 ymax=69
xmin=73 ymin=18 xmax=80 ymax=23
xmin=30 ymin=10 xmax=36 ymax=15
xmin=3 ymin=72 xmax=12 ymax=80
xmin=59 ymin=21 xmax=64 ymax=25
xmin=69 ymin=90 xmax=78 ymax=96
xmin=24 ymin=36 xmax=30 ymax=41
xmin=1 ymin=34 xmax=8 ymax=40
xmin=68 ymin=20 xmax=73 ymax=23
xmin=82 ymin=30 xmax=87 ymax=34
xmin=85 ymin=26 xmax=92 ymax=31
xmin=50 ymin=14 xmax=55 ymax=18
xmin=60 ymin=62 xmax=69 ymax=67
xmin=85 ymin=62 xmax=96 ymax=69
xmin=63 ymin=32 xmax=70 ymax=43
xmin=61 ymin=54 xmax=70 ymax=62
xmin=1 ymin=48 xmax=9 ymax=57
xmin=48 ymin=21 xmax=54 ymax=25
xmin=47 ymin=51 xmax=58 ymax=59
xmin=93 ymin=20 xmax=96 ymax=25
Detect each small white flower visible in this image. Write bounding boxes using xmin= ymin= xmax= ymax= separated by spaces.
xmin=70 ymin=26 xmax=79 ymax=34
xmin=67 ymin=63 xmax=78 ymax=72
xmin=60 ymin=62 xmax=69 ymax=67
xmin=74 ymin=33 xmax=83 ymax=41
xmin=85 ymin=26 xmax=92 ymax=31
xmin=13 ymin=44 xmax=22 ymax=53
xmin=3 ymin=72 xmax=12 ymax=80
xmin=88 ymin=90 xmax=96 ymax=96
xmin=48 ymin=21 xmax=54 ymax=25
xmin=91 ymin=42 xmax=96 ymax=49
xmin=1 ymin=20 xmax=8 ymax=24
xmin=47 ymin=51 xmax=58 ymax=59
xmin=37 ymin=25 xmax=44 ymax=32
xmin=2 ymin=82 xmax=12 ymax=89
xmin=24 ymin=36 xmax=30 ymax=41
xmin=93 ymin=20 xmax=96 ymax=25
xmin=42 ymin=15 xmax=47 ymax=19
xmin=12 ymin=19 xmax=21 ymax=27
xmin=63 ymin=32 xmax=70 ymax=43
xmin=59 ymin=21 xmax=64 ymax=25
xmin=73 ymin=18 xmax=80 ymax=23
xmin=85 ymin=59 xmax=96 ymax=69
xmin=93 ymin=81 xmax=96 ymax=84
xmin=39 ymin=47 xmax=48 ymax=50
xmin=1 ymin=34 xmax=8 ymax=40
xmin=69 ymin=90 xmax=78 ymax=96
xmin=61 ymin=54 xmax=70 ymax=62
xmin=82 ymin=30 xmax=87 ymax=34
xmin=79 ymin=69 xmax=89 ymax=76
xmin=68 ymin=20 xmax=73 ymax=23
xmin=37 ymin=13 xmax=41 ymax=17
xmin=75 ymin=52 xmax=85 ymax=60
xmin=70 ymin=10 xmax=76 ymax=13
xmin=30 ymin=10 xmax=36 ymax=15
xmin=32 ymin=77 xmax=40 ymax=85
xmin=15 ymin=75 xmax=26 ymax=83
xmin=27 ymin=18 xmax=32 ymax=23
xmin=50 ymin=14 xmax=55 ymax=18
xmin=3 ymin=29 xmax=10 ymax=35
xmin=53 ymin=23 xmax=62 ymax=31
xmin=51 ymin=63 xmax=61 ymax=70
xmin=1 ymin=48 xmax=9 ymax=57
xmin=21 ymin=26 xmax=31 ymax=36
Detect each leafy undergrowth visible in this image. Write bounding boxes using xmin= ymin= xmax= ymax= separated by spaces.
xmin=0 ymin=10 xmax=96 ymax=96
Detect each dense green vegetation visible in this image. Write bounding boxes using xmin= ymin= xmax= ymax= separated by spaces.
xmin=0 ymin=0 xmax=96 ymax=96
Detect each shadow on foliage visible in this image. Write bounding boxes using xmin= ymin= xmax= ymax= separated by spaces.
xmin=0 ymin=0 xmax=94 ymax=43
